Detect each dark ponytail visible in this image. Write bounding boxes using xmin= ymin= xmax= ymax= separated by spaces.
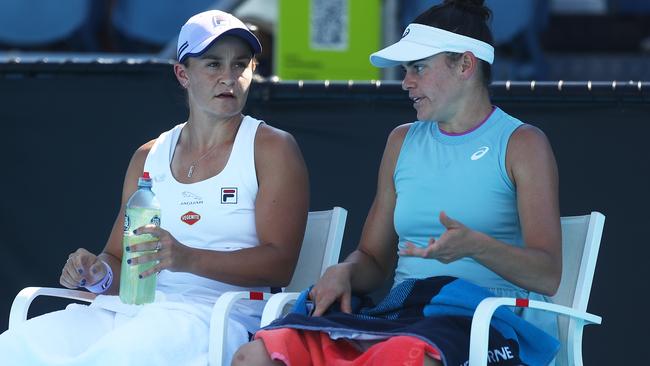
xmin=412 ymin=0 xmax=493 ymax=85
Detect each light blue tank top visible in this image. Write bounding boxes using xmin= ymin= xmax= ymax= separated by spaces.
xmin=393 ymin=107 xmax=523 ymax=290
xmin=393 ymin=107 xmax=559 ymax=347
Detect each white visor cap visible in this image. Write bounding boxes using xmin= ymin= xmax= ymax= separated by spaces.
xmin=370 ymin=23 xmax=494 ymax=67
xmin=177 ymin=10 xmax=262 ymax=62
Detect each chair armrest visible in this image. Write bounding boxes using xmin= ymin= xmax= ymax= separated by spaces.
xmin=468 ymin=297 xmax=602 ymax=366
xmin=209 ymin=291 xmax=271 ymax=366
xmin=9 ymin=287 xmax=97 ymax=330
xmin=260 ymin=292 xmax=301 ymax=327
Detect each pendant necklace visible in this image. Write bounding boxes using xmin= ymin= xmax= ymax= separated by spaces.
xmin=187 ymin=143 xmax=219 ymax=178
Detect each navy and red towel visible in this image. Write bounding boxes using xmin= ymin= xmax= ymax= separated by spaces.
xmin=262 ymin=276 xmax=559 ymax=366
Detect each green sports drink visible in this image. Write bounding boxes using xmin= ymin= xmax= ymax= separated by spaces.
xmin=120 ymin=172 xmax=161 ymax=305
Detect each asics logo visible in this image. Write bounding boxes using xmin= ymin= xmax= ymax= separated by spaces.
xmin=471 ymin=146 xmax=490 ymax=160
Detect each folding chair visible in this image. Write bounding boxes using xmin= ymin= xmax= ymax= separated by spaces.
xmin=469 ymin=212 xmax=605 ymax=366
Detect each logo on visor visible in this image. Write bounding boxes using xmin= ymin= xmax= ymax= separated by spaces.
xmin=402 ymin=28 xmax=411 ymax=38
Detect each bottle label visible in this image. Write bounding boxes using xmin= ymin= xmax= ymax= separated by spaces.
xmin=123 ymin=209 xmax=160 ymax=234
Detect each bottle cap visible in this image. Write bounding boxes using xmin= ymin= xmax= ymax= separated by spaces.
xmin=138 ymin=171 xmax=153 ymax=188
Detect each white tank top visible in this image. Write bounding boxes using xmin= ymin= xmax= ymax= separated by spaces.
xmin=143 ymin=116 xmax=269 ymax=304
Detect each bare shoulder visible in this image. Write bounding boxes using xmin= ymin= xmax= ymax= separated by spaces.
xmin=253 ymin=123 xmax=308 ymax=209
xmin=509 ymin=124 xmax=552 ymax=153
xmin=254 ymin=123 xmax=306 ymax=174
xmin=388 ymin=123 xmax=412 ymax=143
xmin=507 ymin=123 xmax=557 ymax=180
xmin=384 ymin=123 xmax=413 ymax=157
xmin=255 ymin=123 xmax=297 ymax=147
xmin=125 ymin=139 xmax=157 ymax=181
xmin=136 ymin=139 xmax=157 ymax=155
xmin=120 ymin=138 xmax=158 ymax=201
xmin=130 ymin=139 xmax=157 ymax=167
xmin=254 ymin=123 xmax=302 ymax=161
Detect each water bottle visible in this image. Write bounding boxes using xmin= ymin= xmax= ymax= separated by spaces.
xmin=120 ymin=172 xmax=161 ymax=304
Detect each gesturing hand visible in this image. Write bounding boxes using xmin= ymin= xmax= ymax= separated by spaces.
xmin=126 ymin=225 xmax=191 ymax=278
xmin=399 ymin=211 xmax=478 ymax=263
xmin=59 ymin=248 xmax=107 ymax=289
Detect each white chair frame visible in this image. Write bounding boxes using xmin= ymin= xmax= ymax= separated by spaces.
xmin=8 ymin=207 xmax=348 ymax=366
xmin=469 ymin=212 xmax=605 ymax=366
xmin=209 ymin=206 xmax=347 ymax=365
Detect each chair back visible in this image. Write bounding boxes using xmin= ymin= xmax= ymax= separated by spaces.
xmin=284 ymin=207 xmax=347 ymax=293
xmin=550 ymin=212 xmax=605 ymax=366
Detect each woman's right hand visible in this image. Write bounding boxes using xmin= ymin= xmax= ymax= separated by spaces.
xmin=309 ymin=263 xmax=354 ymax=316
xmin=59 ymin=248 xmax=107 ymax=289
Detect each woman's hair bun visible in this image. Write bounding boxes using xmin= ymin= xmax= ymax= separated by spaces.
xmin=443 ymin=0 xmax=491 ymax=21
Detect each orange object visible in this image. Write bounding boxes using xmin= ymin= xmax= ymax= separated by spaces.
xmin=255 ymin=328 xmax=441 ymax=366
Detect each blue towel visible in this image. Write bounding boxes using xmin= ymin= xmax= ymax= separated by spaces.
xmin=263 ymin=276 xmax=559 ymax=366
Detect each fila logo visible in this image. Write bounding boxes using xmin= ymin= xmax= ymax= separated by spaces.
xmin=212 ymin=16 xmax=229 ymax=27
xmin=471 ymin=146 xmax=490 ymax=161
xmin=221 ymin=187 xmax=238 ymax=204
xmin=181 ymin=211 xmax=201 ymax=225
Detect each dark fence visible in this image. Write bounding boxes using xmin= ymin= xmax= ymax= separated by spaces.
xmin=1 ymin=60 xmax=648 ymax=364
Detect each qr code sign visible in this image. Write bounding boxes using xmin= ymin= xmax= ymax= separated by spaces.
xmin=310 ymin=0 xmax=348 ymax=50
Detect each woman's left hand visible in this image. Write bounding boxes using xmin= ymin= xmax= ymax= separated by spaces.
xmin=127 ymin=224 xmax=191 ymax=278
xmin=399 ymin=211 xmax=481 ymax=263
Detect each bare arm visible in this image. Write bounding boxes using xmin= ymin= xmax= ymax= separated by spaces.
xmin=472 ymin=125 xmax=562 ymax=295
xmin=311 ymin=124 xmax=409 ymax=315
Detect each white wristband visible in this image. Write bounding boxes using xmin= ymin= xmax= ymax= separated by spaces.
xmin=85 ymin=260 xmax=113 ymax=294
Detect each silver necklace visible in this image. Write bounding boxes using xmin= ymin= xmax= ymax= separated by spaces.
xmin=187 ymin=143 xmax=219 ymax=178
